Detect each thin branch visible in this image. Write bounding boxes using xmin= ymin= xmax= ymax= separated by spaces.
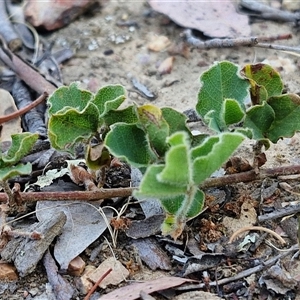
xmin=176 ymin=244 xmax=299 ymax=291
xmin=0 ymin=92 xmax=48 ymax=125
xmin=258 ymin=202 xmax=300 ymax=222
xmin=0 ymin=187 xmax=135 ymax=203
xmin=200 ymin=165 xmax=300 ymax=189
xmin=0 ymin=35 xmax=57 ymax=94
xmin=182 ymin=29 xmax=293 ymax=50
xmin=83 ymin=268 xmax=112 ymax=300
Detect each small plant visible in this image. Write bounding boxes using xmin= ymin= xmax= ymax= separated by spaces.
xmin=46 ymin=61 xmax=300 ymax=239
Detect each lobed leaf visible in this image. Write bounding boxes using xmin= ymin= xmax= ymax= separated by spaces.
xmin=93 ymin=84 xmax=126 ymax=117
xmin=242 ymin=63 xmax=283 ymax=102
xmin=196 ymin=61 xmax=250 ymax=131
xmin=48 ymin=83 xmax=93 ymax=115
xmin=0 ymin=163 xmax=32 ymax=181
xmin=192 ymin=132 xmax=245 ymax=184
xmin=267 ymin=93 xmax=300 ymax=142
xmin=48 ymin=102 xmax=100 ymax=152
xmin=1 ymin=133 xmax=39 ymax=167
xmin=105 ymin=123 xmax=158 ymax=167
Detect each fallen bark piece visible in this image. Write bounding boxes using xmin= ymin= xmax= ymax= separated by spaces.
xmin=24 ymin=0 xmax=97 ymax=31
xmin=1 ymin=212 xmax=66 ymax=277
xmin=0 ymin=263 xmax=18 ymax=281
xmin=99 ymin=276 xmax=196 ymax=300
xmin=44 ymin=250 xmax=75 ymax=300
xmin=88 ymin=257 xmax=129 ymax=289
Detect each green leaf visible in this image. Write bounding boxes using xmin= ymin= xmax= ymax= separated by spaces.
xmin=157 ymin=132 xmax=190 ymax=186
xmin=242 ymin=63 xmax=283 ymax=101
xmin=48 ymin=102 xmax=100 ymax=152
xmin=48 ymin=82 xmax=93 ymax=115
xmin=267 ymin=93 xmax=300 ymax=142
xmin=105 ymin=123 xmax=158 ymax=167
xmin=244 ymin=101 xmax=275 ymax=140
xmin=93 ymin=84 xmax=126 ymax=117
xmin=137 ymin=104 xmax=169 ymax=156
xmin=223 ymin=98 xmax=245 ymax=125
xmin=1 ymin=133 xmax=39 ymax=167
xmin=196 ymin=61 xmax=250 ymax=131
xmin=134 ymin=165 xmax=186 ymax=199
xmin=192 ymin=132 xmax=245 ymax=184
xmin=0 ymin=163 xmax=32 ymax=181
xmin=103 ymin=105 xmax=138 ymax=127
xmin=161 ymin=107 xmax=191 ymax=135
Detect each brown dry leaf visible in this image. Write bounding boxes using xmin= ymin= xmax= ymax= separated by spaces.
xmin=148 ymin=0 xmax=251 ymax=38
xmin=0 ymin=88 xmax=22 ymax=150
xmin=24 ymin=0 xmax=96 ymax=31
xmin=99 ymin=276 xmax=196 ymax=300
xmin=88 ymin=257 xmax=129 ymax=289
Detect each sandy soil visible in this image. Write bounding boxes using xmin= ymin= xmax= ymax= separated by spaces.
xmin=3 ymin=0 xmax=300 ymax=299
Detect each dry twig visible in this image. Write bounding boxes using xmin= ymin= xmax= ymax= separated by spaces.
xmin=228 ymin=225 xmax=286 ymax=245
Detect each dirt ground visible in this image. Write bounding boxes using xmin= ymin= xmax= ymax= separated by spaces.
xmin=2 ymin=0 xmax=300 ymax=299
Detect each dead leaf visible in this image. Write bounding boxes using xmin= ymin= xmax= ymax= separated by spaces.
xmin=0 ymin=88 xmax=22 ymax=151
xmin=36 ymin=201 xmax=113 ymax=270
xmin=99 ymin=276 xmax=196 ymax=300
xmin=148 ymin=0 xmax=251 ymax=38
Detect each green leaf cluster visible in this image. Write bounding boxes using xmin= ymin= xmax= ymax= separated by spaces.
xmin=0 ymin=133 xmax=38 ymax=180
xmin=135 ymin=131 xmax=244 ymax=239
xmin=197 ymin=61 xmax=300 ymax=144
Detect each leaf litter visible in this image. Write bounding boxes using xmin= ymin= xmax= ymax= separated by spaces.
xmin=1 ymin=0 xmax=300 ymax=299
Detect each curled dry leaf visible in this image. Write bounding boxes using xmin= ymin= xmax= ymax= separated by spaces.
xmin=158 ymin=56 xmax=175 ymax=75
xmin=24 ymin=0 xmax=97 ymax=31
xmin=0 ymin=89 xmax=22 ymax=150
xmin=148 ymin=35 xmax=171 ymax=52
xmin=148 ymin=0 xmax=251 ymax=38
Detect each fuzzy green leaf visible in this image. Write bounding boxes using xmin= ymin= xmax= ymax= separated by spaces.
xmin=48 ymin=102 xmax=100 ymax=152
xmin=267 ymin=94 xmax=300 ymax=142
xmin=0 ymin=163 xmax=32 ymax=181
xmin=1 ymin=133 xmax=39 ymax=167
xmin=242 ymin=63 xmax=283 ymax=101
xmin=48 ymin=82 xmax=93 ymax=115
xmin=244 ymin=101 xmax=275 ymax=140
xmin=137 ymin=104 xmax=169 ymax=156
xmin=103 ymin=105 xmax=138 ymax=127
xmin=161 ymin=107 xmax=191 ymax=135
xmin=192 ymin=132 xmax=245 ymax=184
xmin=105 ymin=123 xmax=158 ymax=167
xmin=196 ymin=61 xmax=250 ymax=131
xmin=157 ymin=132 xmax=190 ymax=186
xmin=223 ymin=98 xmax=245 ymax=125
xmin=93 ymin=84 xmax=126 ymax=117
xmin=134 ymin=165 xmax=186 ymax=199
